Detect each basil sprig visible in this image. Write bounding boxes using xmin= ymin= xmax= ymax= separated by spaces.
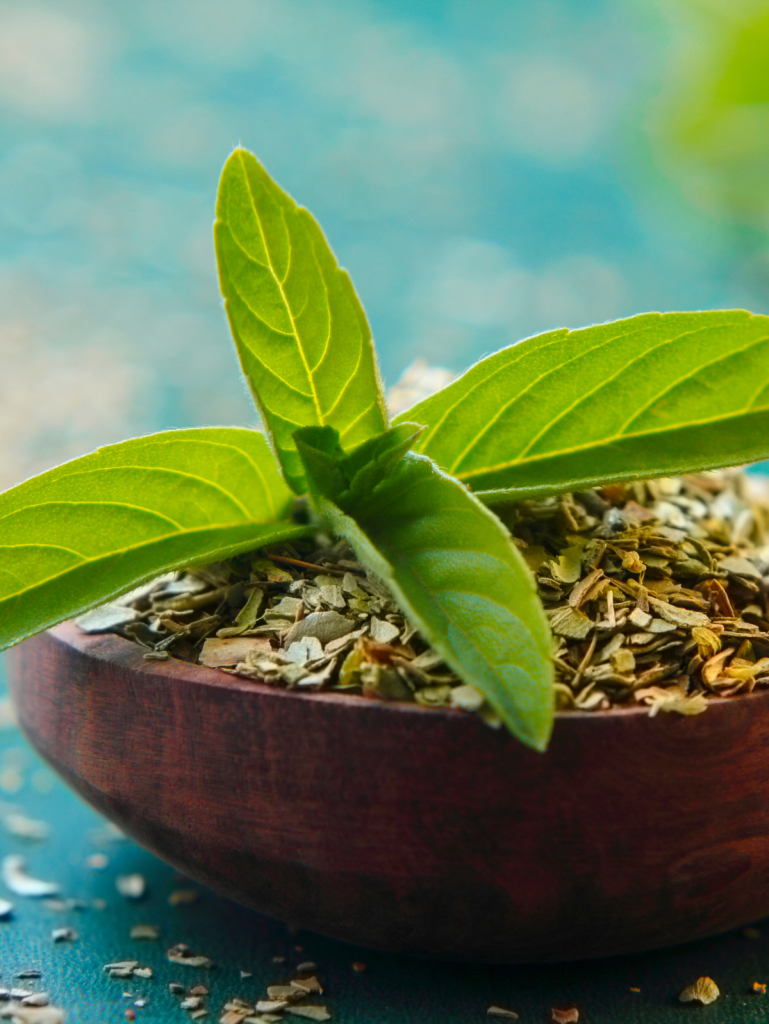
xmin=4 ymin=148 xmax=769 ymax=748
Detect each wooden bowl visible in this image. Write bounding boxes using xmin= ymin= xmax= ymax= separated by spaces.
xmin=9 ymin=621 xmax=769 ymax=963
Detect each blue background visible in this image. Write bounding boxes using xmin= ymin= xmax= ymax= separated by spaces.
xmin=1 ymin=0 xmax=766 ymax=491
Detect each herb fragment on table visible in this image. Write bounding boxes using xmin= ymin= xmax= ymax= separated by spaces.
xmin=48 ymin=897 xmax=86 ymax=911
xmin=130 ymin=924 xmax=159 ymax=940
xmin=292 ymin=977 xmax=322 ymax=995
xmin=551 ymin=1009 xmax=579 ymax=1024
xmin=220 ymin=1012 xmax=246 ymax=1024
xmin=216 ymin=967 xmax=335 ymax=1024
xmin=51 ymin=928 xmax=77 ymax=943
xmin=168 ymin=945 xmax=213 ymax=968
xmin=0 ymin=1002 xmax=65 ymax=1024
xmin=21 ymin=995 xmax=49 ymax=1007
xmin=85 ymin=853 xmax=108 ymax=871
xmin=116 ymin=873 xmax=146 ymax=900
xmin=679 ymin=977 xmax=720 ymax=1004
xmin=2 ymin=856 xmax=59 ymax=897
xmin=266 ymin=987 xmax=306 ymax=1002
xmin=284 ymin=1009 xmax=331 ymax=1021
xmin=3 ymin=813 xmax=50 ymax=841
xmin=168 ymin=889 xmax=199 ymax=906
xmin=487 ymin=1007 xmax=519 ymax=1018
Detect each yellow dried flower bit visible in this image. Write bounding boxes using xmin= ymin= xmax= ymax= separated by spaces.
xmin=691 ymin=626 xmax=722 ymax=659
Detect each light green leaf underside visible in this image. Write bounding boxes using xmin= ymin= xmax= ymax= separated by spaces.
xmin=295 ymin=428 xmax=553 ymax=750
xmin=215 ymin=148 xmax=388 ymax=494
xmin=396 ymin=310 xmax=769 ymax=500
xmin=0 ymin=428 xmax=306 ymax=650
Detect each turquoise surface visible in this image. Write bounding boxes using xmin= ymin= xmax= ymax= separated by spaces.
xmin=0 ymin=0 xmax=764 ymax=470
xmin=2 ymin=682 xmax=769 ymax=1024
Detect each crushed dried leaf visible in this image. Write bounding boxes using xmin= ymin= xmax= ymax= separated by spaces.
xmin=81 ymin=469 xmax=769 ymax=723
xmin=679 ymin=977 xmax=720 ymax=1004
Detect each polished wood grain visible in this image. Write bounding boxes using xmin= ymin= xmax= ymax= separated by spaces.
xmin=9 ymin=621 xmax=769 ymax=962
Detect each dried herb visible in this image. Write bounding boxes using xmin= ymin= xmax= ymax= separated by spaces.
xmin=551 ymin=1009 xmax=579 ymax=1024
xmin=679 ymin=977 xmax=720 ymax=1004
xmin=1 ymin=855 xmax=58 ymax=897
xmin=102 ymin=465 xmax=769 ymax=728
xmin=4 ymin=149 xmax=769 ymax=749
xmin=208 ymin=966 xmax=332 ymax=1023
xmin=115 ymin=873 xmax=146 ymax=900
xmin=523 ymin=471 xmax=769 ymax=715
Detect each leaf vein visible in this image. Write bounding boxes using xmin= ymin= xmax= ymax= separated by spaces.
xmin=448 ymin=321 xmax=662 ymax=472
xmin=239 ymin=152 xmax=324 ymax=424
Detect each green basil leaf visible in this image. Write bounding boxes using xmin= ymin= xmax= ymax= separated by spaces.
xmin=215 ymin=148 xmax=388 ymax=494
xmin=297 ymin=421 xmax=424 ymax=512
xmin=0 ymin=427 xmax=306 ymax=650
xmin=396 ymin=310 xmax=769 ymax=502
xmin=295 ymin=426 xmax=554 ymax=750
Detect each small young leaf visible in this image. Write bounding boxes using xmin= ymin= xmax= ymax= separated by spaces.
xmin=215 ymin=148 xmax=388 ymax=494
xmin=0 ymin=428 xmax=306 ymax=650
xmin=295 ymin=426 xmax=554 ymax=750
xmin=396 ymin=310 xmax=769 ymax=501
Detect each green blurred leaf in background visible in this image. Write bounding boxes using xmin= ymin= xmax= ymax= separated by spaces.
xmin=651 ymin=0 xmax=769 ymax=232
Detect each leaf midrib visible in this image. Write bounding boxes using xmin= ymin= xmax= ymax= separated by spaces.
xmin=239 ymin=151 xmax=325 ymax=425
xmin=0 ymin=465 xmax=255 ymax=523
xmin=456 ymin=399 xmax=769 ymax=482
xmin=229 ymin=212 xmax=360 ymax=423
xmin=0 ymin=500 xmax=183 ymax=532
xmin=411 ymin=329 xmax=568 ymax=454
xmin=515 ymin=323 xmax=721 ymax=460
xmin=517 ymin=328 xmax=769 ymax=461
xmin=0 ymin=518 xmax=287 ymax=602
xmin=2 ymin=434 xmax=283 ymax=522
xmin=447 ymin=319 xmax=707 ymax=473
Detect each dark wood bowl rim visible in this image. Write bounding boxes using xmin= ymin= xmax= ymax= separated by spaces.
xmin=50 ymin=621 xmax=763 ymax=731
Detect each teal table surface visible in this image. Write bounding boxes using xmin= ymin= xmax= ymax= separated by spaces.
xmin=2 ymin=681 xmax=769 ymax=1024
